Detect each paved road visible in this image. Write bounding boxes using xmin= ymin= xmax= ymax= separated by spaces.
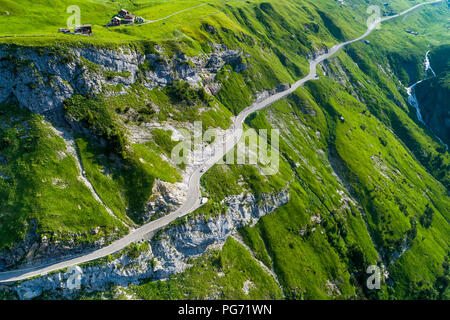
xmin=0 ymin=0 xmax=442 ymax=283
xmin=140 ymin=3 xmax=209 ymax=25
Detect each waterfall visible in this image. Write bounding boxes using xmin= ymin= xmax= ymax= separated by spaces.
xmin=406 ymin=50 xmax=448 ymax=149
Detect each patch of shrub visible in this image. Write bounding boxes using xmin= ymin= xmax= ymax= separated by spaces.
xmin=64 ymin=95 xmax=127 ymax=157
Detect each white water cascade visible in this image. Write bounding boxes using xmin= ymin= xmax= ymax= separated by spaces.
xmin=406 ymin=51 xmax=448 ymax=149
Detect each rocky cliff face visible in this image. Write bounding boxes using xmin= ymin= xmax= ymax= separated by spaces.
xmin=12 ymin=189 xmax=289 ymax=299
xmin=415 ymin=75 xmax=449 ymax=146
xmin=0 ymin=44 xmax=246 ymax=115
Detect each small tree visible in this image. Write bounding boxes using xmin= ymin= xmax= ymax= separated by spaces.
xmin=420 ymin=204 xmax=434 ymax=228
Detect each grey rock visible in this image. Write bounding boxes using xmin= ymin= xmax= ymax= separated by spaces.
xmin=11 ymin=189 xmax=289 ymax=299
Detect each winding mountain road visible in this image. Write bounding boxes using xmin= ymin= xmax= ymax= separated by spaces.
xmin=0 ymin=0 xmax=443 ymax=283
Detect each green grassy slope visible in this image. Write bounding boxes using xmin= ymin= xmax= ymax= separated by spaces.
xmin=340 ymin=3 xmax=450 ymax=189
xmin=0 ymin=0 xmax=448 ymax=300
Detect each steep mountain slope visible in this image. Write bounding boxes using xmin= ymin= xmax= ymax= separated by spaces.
xmin=0 ymin=0 xmax=448 ymax=300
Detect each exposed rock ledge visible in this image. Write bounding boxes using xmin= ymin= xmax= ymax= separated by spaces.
xmin=12 ymin=189 xmax=289 ymax=299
